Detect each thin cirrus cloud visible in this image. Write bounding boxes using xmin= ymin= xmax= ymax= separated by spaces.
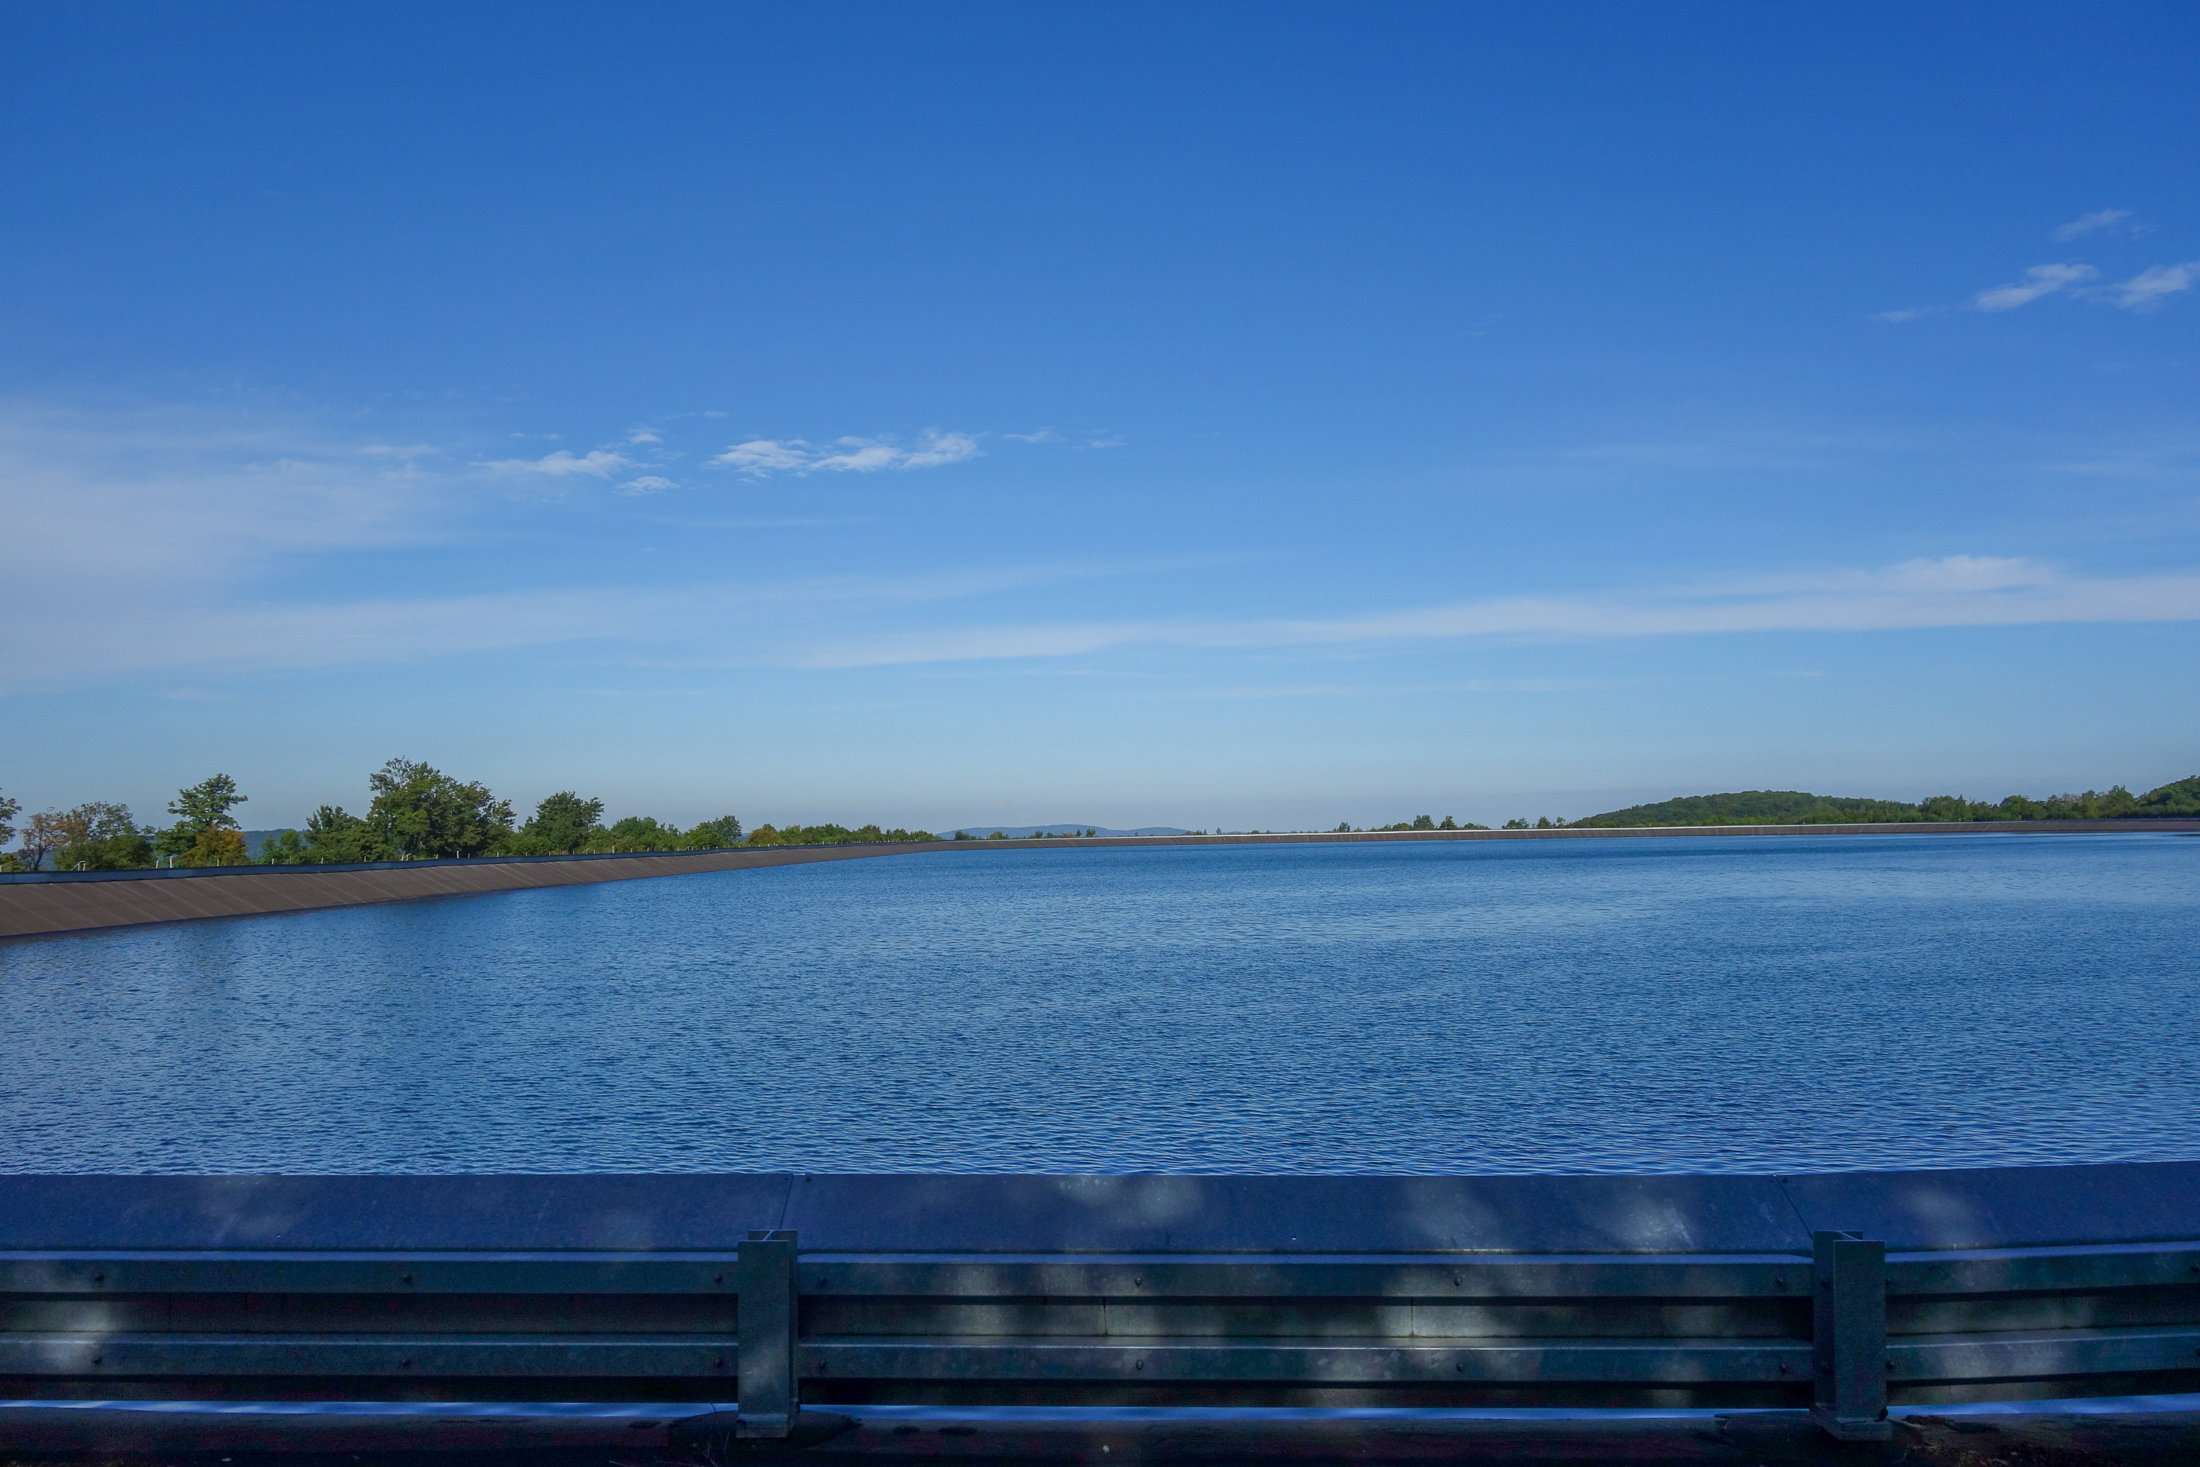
xmin=479 ymin=447 xmax=633 ymax=477
xmin=1889 ymin=255 xmax=2196 ymax=320
xmin=0 ymin=400 xmax=451 ymax=599
xmin=1973 ymin=263 xmax=2098 ymax=312
xmin=2104 ymin=262 xmax=2199 ymax=311
xmin=711 ymin=430 xmax=981 ymax=477
xmin=2052 ymin=209 xmax=2135 ymax=242
xmin=791 ymin=557 xmax=2200 ymax=669
xmin=7 ymin=543 xmax=2200 ymax=688
xmin=1002 ymin=428 xmax=1123 ymax=449
xmin=0 ymin=555 xmax=1194 ymax=688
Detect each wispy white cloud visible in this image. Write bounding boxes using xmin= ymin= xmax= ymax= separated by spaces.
xmin=618 ymin=474 xmax=678 ymax=495
xmin=2052 ymin=209 xmax=2134 ymax=242
xmin=1560 ymin=437 xmax=1842 ymax=473
xmin=819 ymin=432 xmax=980 ymax=472
xmin=2100 ymin=261 xmax=2198 ymax=311
xmin=625 ymin=427 xmax=664 ymax=445
xmin=8 ymin=540 xmax=2198 ymax=690
xmin=1974 ymin=263 xmax=2097 ymax=312
xmin=712 ymin=429 xmax=982 ymax=477
xmin=791 ymin=556 xmax=2200 ymax=668
xmin=713 ymin=439 xmax=813 ymax=474
xmin=480 ymin=447 xmax=632 ymax=477
xmin=11 ymin=400 xmax=2196 ymax=697
xmin=1 ymin=587 xmax=664 ymax=686
xmin=0 ymin=402 xmax=450 ymax=601
xmin=1002 ymin=428 xmax=1060 ymax=444
xmin=1890 ymin=250 xmax=2194 ymax=320
xmin=1167 ymin=677 xmax=1608 ymax=701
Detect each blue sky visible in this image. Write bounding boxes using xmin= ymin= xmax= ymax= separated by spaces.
xmin=3 ymin=1 xmax=2196 ymax=832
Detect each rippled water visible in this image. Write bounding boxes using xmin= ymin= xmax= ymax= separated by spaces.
xmin=3 ymin=833 xmax=2196 ymax=1174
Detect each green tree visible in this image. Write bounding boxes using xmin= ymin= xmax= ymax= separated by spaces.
xmin=184 ymin=828 xmax=250 ymax=866
xmin=597 ymin=815 xmax=686 ymax=852
xmin=686 ymin=814 xmax=744 ymax=849
xmin=1919 ymin=795 xmax=1983 ymax=822
xmin=514 ymin=791 xmax=605 ymax=854
xmin=258 ymin=828 xmax=308 ymax=865
xmin=296 ymin=804 xmax=392 ymax=863
xmin=365 ymin=758 xmax=514 ymax=859
xmin=157 ymin=773 xmax=249 ymax=864
xmin=52 ymin=802 xmax=154 ymax=870
xmin=2136 ymin=775 xmax=2200 ymax=817
xmin=0 ymin=789 xmax=18 ymax=871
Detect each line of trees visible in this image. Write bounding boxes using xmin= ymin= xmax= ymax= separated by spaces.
xmin=0 ymin=777 xmax=250 ymax=872
xmin=1569 ymin=777 xmax=2200 ymax=829
xmin=0 ymin=758 xmax=936 ymax=872
xmin=9 ymin=767 xmax=2196 ymax=872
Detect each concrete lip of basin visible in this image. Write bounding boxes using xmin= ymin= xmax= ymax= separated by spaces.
xmin=6 ymin=1397 xmax=2200 ymax=1465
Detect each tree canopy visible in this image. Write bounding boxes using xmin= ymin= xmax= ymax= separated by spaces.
xmin=50 ymin=802 xmax=154 ymax=871
xmin=1571 ymin=776 xmax=2200 ymax=828
xmin=362 ymin=758 xmax=515 ymax=860
xmin=511 ymin=791 xmax=607 ymax=855
xmin=156 ymin=774 xmax=251 ymax=866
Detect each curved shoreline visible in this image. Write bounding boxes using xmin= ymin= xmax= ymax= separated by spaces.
xmin=4 ymin=818 xmax=2195 ymax=941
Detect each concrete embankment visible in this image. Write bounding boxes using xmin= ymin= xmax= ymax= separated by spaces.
xmin=3 ymin=818 xmax=2193 ymax=941
xmin=0 ymin=844 xmax=915 ymax=941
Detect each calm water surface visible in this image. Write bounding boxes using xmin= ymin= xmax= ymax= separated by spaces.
xmin=3 ymin=834 xmax=2196 ymax=1174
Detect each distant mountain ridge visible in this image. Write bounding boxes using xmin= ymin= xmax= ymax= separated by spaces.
xmin=241 ymin=829 xmax=295 ymax=859
xmin=1574 ymin=776 xmax=2200 ymax=828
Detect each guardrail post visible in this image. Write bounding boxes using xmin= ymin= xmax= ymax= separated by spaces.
xmin=736 ymin=1228 xmax=799 ymax=1439
xmin=1811 ymin=1230 xmax=1890 ymax=1441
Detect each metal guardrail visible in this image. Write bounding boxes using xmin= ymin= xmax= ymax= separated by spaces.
xmin=1 ymin=1170 xmax=2195 ymax=1445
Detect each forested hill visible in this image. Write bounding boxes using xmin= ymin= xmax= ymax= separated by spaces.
xmin=1574 ymin=776 xmax=2200 ymax=828
xmin=1572 ymin=792 xmax=1914 ymax=827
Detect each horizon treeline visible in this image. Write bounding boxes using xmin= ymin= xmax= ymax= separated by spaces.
xmin=1569 ymin=777 xmax=2200 ymax=829
xmin=4 ymin=767 xmax=2197 ymax=873
xmin=0 ymin=758 xmax=937 ymax=872
xmin=1317 ymin=772 xmax=2200 ymax=833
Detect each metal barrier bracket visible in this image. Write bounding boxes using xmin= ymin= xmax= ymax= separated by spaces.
xmin=1811 ymin=1230 xmax=1890 ymax=1441
xmin=735 ymin=1229 xmax=799 ymax=1439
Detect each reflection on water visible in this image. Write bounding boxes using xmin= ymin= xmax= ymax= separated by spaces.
xmin=3 ymin=834 xmax=2196 ymax=1174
